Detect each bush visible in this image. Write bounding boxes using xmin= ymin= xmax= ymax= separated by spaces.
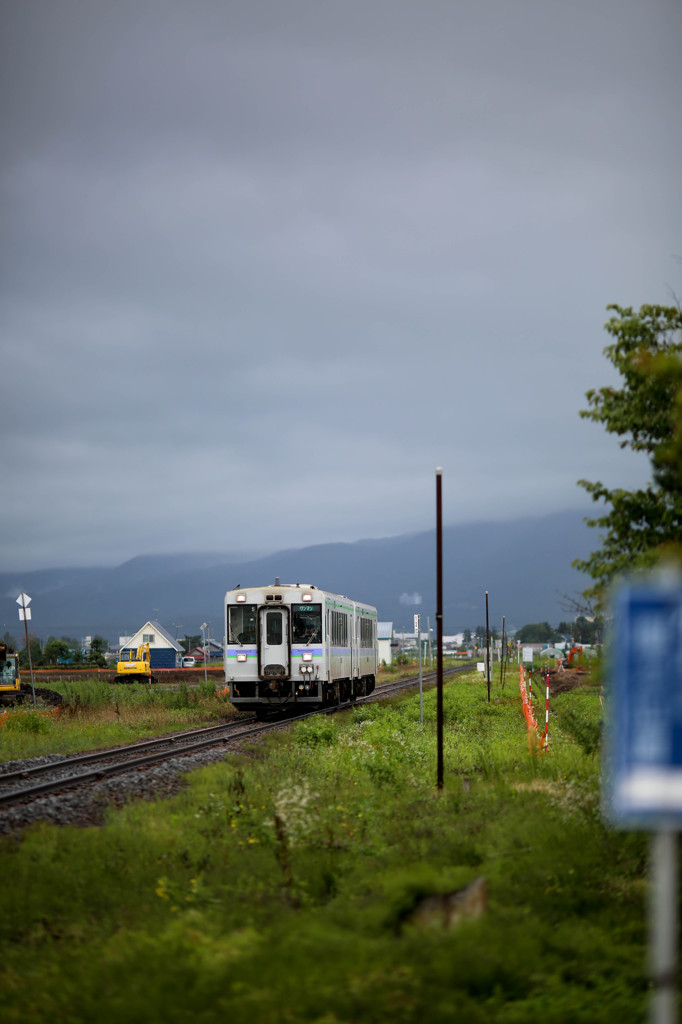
xmin=0 ymin=709 xmax=51 ymax=734
xmin=293 ymin=717 xmax=337 ymax=748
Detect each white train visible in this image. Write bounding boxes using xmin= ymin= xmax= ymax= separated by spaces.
xmin=224 ymin=580 xmax=378 ymax=716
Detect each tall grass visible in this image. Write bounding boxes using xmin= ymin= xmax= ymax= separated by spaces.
xmin=0 ymin=678 xmax=233 ymax=761
xmin=0 ymin=670 xmax=648 ymax=1022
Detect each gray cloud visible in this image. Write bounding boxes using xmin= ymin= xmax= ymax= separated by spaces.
xmin=1 ymin=0 xmax=680 ymax=570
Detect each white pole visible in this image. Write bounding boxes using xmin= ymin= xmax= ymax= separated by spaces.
xmin=201 ymin=622 xmax=208 ymax=684
xmin=650 ymin=829 xmax=678 ymax=1024
xmin=418 ymin=620 xmax=423 ymax=724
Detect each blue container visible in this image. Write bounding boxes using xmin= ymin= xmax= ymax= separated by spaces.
xmin=150 ymin=648 xmax=178 ymax=669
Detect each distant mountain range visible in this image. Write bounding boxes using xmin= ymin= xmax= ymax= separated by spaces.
xmin=0 ymin=509 xmax=597 ymax=644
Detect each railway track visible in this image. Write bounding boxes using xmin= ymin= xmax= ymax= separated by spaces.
xmin=0 ymin=663 xmax=473 ymax=813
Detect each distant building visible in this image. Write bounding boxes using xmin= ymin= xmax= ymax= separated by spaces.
xmin=378 ymin=622 xmax=395 ymax=666
xmin=187 ymin=639 xmax=224 ymax=662
xmin=119 ymin=620 xmax=184 ymax=669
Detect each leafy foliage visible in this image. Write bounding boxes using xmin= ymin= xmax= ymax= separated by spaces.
xmin=556 ymin=616 xmax=603 ymax=644
xmin=514 ymin=621 xmax=559 ymax=643
xmin=575 ymin=303 xmax=682 ymax=600
xmin=43 ymin=637 xmax=72 ymax=665
xmin=0 ymin=673 xmax=649 ymax=1022
xmin=0 ymin=679 xmax=233 ymax=760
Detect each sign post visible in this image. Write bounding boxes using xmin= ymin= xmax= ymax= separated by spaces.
xmin=608 ymin=575 xmax=682 ymax=1024
xmin=16 ymin=592 xmax=36 ymax=706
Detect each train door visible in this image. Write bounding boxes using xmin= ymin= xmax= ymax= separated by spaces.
xmin=350 ymin=608 xmax=356 ymax=681
xmin=258 ymin=606 xmax=290 ymax=678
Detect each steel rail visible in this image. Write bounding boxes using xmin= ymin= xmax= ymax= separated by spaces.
xmin=0 ymin=663 xmax=474 ymax=810
xmin=0 ymin=719 xmax=279 ymax=808
xmin=0 ymin=716 xmax=257 ymax=785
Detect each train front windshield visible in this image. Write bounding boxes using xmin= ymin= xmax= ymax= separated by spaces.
xmin=292 ymin=604 xmax=322 ymax=643
xmin=229 ymin=605 xmax=257 ymax=644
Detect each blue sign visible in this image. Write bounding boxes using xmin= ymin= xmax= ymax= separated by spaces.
xmin=608 ymin=578 xmax=682 ymax=826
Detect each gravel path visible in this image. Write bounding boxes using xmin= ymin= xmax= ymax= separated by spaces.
xmin=0 ymin=742 xmax=247 ymax=837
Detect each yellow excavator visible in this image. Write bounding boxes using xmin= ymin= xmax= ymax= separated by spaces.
xmin=0 ymin=642 xmax=63 ymax=707
xmin=115 ymin=642 xmax=155 ymax=684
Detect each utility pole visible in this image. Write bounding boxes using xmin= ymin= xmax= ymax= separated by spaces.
xmin=436 ymin=468 xmax=444 ymax=790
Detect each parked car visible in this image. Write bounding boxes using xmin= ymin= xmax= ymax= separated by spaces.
xmin=181 ymin=656 xmax=196 ymax=668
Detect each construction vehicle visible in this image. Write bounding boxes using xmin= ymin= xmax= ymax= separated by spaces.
xmin=115 ymin=642 xmax=155 ymax=684
xmin=0 ymin=642 xmax=63 ymax=707
xmin=561 ymin=645 xmax=583 ymax=669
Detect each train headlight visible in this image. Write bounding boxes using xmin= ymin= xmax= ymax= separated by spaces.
xmin=237 ymin=653 xmax=247 ymax=662
xmin=302 ymin=593 xmax=312 ymax=602
xmin=236 ymin=593 xmax=246 ymax=602
xmin=302 ymin=652 xmax=312 ymax=662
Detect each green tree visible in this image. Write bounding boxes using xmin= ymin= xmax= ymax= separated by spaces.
xmin=462 ymin=628 xmax=473 ymax=646
xmin=473 ymin=625 xmax=486 ymax=650
xmin=1 ymin=631 xmax=17 ymax=651
xmin=90 ymin=635 xmax=109 ymax=655
xmin=181 ymin=634 xmax=201 ymax=654
xmin=514 ymin=622 xmax=558 ymax=644
xmin=58 ymin=638 xmax=84 ymax=665
xmin=558 ymin=617 xmax=603 ymax=645
xmin=18 ymin=633 xmax=43 ymax=668
xmin=43 ymin=637 xmax=71 ymax=665
xmin=574 ymin=303 xmax=682 ymax=601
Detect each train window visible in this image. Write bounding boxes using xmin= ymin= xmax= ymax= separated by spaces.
xmin=360 ymin=617 xmax=374 ymax=648
xmin=292 ymin=604 xmax=322 ymax=643
xmin=331 ymin=610 xmax=348 ymax=647
xmin=266 ymin=611 xmax=283 ymax=645
xmin=228 ymin=604 xmax=257 ymax=644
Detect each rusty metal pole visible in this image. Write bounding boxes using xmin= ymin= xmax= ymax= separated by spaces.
xmin=436 ymin=467 xmax=444 ymax=790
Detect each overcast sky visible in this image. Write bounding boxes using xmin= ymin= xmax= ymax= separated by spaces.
xmin=2 ymin=0 xmax=681 ymax=571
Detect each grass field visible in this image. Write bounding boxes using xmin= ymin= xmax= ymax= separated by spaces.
xmin=0 ymin=678 xmax=233 ymax=761
xmin=0 ymin=668 xmax=650 ymax=1022
xmin=0 ymin=662 xmax=423 ymax=761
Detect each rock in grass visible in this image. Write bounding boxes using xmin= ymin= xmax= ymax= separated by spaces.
xmin=405 ymin=877 xmax=488 ymax=932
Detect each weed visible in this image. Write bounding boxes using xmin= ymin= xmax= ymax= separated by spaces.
xmin=0 ymin=671 xmax=649 ymax=1022
xmin=294 ymin=717 xmax=337 ymax=747
xmin=0 ymin=678 xmax=235 ymax=761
